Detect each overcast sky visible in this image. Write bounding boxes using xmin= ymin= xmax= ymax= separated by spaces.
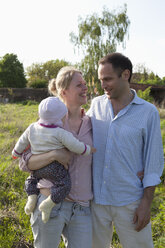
xmin=0 ymin=0 xmax=165 ymax=77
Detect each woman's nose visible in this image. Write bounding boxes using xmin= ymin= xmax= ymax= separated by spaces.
xmin=83 ymin=83 xmax=88 ymax=90
xmin=101 ymin=80 xmax=106 ymax=89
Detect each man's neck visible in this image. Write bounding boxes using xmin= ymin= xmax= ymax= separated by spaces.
xmin=111 ymin=90 xmax=134 ymax=116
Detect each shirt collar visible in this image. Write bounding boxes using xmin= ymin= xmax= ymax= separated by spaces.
xmin=130 ymin=89 xmax=145 ymax=105
xmin=104 ymin=89 xmax=145 ymax=105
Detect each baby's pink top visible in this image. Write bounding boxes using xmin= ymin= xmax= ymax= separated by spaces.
xmin=19 ymin=111 xmax=93 ymax=203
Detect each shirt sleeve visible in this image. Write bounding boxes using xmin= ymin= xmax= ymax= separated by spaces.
xmin=57 ymin=129 xmax=91 ymax=156
xmin=142 ymin=108 xmax=164 ymax=188
xmin=12 ymin=126 xmax=30 ymax=157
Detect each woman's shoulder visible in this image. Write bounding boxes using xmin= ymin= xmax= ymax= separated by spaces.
xmin=81 ymin=110 xmax=92 ymax=130
xmin=81 ymin=109 xmax=91 ymax=121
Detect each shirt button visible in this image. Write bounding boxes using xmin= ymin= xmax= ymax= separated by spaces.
xmin=104 ymin=181 xmax=106 ymax=184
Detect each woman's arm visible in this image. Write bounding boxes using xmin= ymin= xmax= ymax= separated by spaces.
xmin=19 ymin=148 xmax=33 ymax=172
xmin=27 ymin=148 xmax=72 ymax=170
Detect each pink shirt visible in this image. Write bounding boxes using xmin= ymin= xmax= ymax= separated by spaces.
xmin=19 ymin=112 xmax=93 ymax=203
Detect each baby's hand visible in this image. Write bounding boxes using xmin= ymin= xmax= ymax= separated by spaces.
xmin=90 ymin=147 xmax=96 ymax=154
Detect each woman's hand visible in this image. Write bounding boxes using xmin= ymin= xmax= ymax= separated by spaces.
xmin=52 ymin=148 xmax=72 ymax=169
xmin=28 ymin=149 xmax=72 ymax=170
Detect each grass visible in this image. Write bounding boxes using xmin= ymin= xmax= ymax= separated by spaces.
xmin=0 ymin=102 xmax=164 ymax=247
xmin=0 ymin=103 xmax=38 ymax=248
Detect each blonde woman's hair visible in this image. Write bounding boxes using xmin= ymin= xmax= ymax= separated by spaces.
xmin=48 ymin=66 xmax=82 ymax=100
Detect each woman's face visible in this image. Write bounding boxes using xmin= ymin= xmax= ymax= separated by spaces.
xmin=63 ymin=72 xmax=88 ymax=107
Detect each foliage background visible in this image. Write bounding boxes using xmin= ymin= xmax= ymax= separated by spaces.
xmin=0 ymin=54 xmax=27 ymax=88
xmin=0 ymin=4 xmax=164 ymax=91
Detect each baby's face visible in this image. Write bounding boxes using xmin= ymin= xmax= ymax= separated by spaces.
xmin=62 ymin=115 xmax=66 ymax=125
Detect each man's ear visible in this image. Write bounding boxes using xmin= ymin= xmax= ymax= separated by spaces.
xmin=122 ymin=69 xmax=130 ymax=81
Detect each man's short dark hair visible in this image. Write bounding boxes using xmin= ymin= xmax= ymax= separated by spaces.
xmin=98 ymin=53 xmax=132 ymax=82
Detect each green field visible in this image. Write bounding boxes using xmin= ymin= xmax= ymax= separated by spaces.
xmin=0 ymin=102 xmax=165 ymax=248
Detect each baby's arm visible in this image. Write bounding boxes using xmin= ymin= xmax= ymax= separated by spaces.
xmin=12 ymin=127 xmax=30 ymax=158
xmin=57 ymin=129 xmax=96 ymax=156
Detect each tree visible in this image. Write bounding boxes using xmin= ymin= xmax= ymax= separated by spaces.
xmin=26 ymin=59 xmax=70 ymax=88
xmin=0 ymin=53 xmax=27 ymax=88
xmin=70 ymin=5 xmax=130 ymax=94
xmin=132 ymin=64 xmax=165 ymax=86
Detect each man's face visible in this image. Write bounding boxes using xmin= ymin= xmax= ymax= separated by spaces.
xmin=98 ymin=63 xmax=128 ymax=100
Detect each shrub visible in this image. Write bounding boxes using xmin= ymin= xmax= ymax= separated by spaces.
xmin=137 ymin=87 xmax=154 ymax=103
xmin=27 ymin=79 xmax=48 ymax=88
xmin=22 ymin=100 xmax=38 ymax=106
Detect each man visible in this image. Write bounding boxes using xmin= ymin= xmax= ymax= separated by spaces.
xmin=87 ymin=53 xmax=164 ymax=248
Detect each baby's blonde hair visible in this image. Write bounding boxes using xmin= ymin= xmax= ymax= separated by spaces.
xmin=48 ymin=66 xmax=82 ymax=100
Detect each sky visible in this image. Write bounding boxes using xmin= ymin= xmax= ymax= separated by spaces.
xmin=0 ymin=0 xmax=165 ymax=78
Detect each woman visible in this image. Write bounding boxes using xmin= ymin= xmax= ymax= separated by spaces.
xmin=19 ymin=66 xmax=93 ymax=248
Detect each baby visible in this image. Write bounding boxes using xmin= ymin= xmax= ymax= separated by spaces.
xmin=12 ymin=97 xmax=96 ymax=223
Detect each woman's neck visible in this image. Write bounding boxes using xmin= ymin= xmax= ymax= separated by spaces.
xmin=66 ymin=105 xmax=82 ymax=120
xmin=65 ymin=105 xmax=83 ymax=134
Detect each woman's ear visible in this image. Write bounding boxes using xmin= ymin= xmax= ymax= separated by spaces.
xmin=61 ymin=90 xmax=66 ymax=98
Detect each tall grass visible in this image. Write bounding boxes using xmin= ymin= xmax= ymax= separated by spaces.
xmin=0 ymin=103 xmax=38 ymax=248
xmin=0 ymin=102 xmax=164 ymax=247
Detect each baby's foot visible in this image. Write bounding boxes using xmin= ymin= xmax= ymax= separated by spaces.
xmin=25 ymin=194 xmax=38 ymax=215
xmin=39 ymin=195 xmax=55 ymax=223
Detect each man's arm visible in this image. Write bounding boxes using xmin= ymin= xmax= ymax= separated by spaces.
xmin=133 ymin=186 xmax=155 ymax=232
xmin=133 ymin=108 xmax=164 ymax=232
xmin=27 ymin=149 xmax=72 ymax=170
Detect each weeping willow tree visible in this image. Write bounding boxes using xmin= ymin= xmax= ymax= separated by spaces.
xmin=70 ymin=4 xmax=130 ymax=94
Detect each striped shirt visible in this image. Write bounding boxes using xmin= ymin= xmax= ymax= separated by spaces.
xmin=87 ymin=90 xmax=164 ymax=206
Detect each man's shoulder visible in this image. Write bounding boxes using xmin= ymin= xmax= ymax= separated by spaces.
xmin=134 ymin=97 xmax=160 ymax=121
xmin=87 ymin=94 xmax=109 ymax=117
xmin=137 ymin=97 xmax=158 ymax=113
xmin=92 ymin=94 xmax=107 ymax=101
xmin=91 ymin=94 xmax=107 ymax=105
